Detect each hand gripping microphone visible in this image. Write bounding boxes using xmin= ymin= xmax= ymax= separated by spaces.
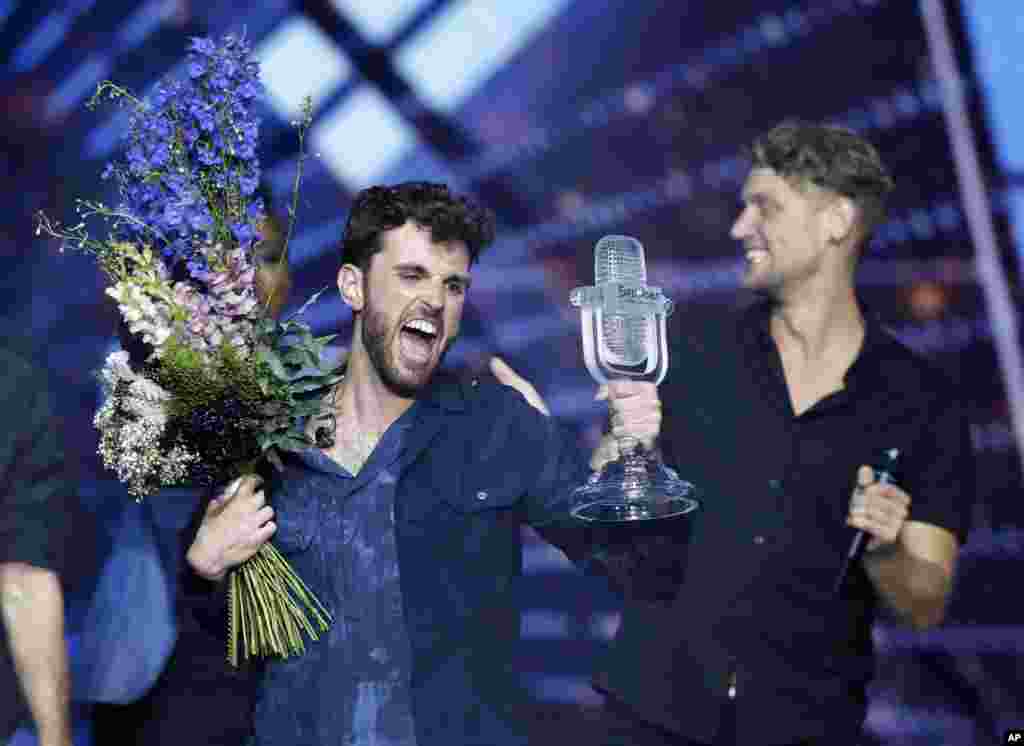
xmin=833 ymin=448 xmax=901 ymax=595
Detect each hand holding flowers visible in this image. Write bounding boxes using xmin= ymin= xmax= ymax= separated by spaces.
xmin=36 ymin=32 xmax=337 ymax=666
xmin=188 ymin=475 xmax=276 ymax=583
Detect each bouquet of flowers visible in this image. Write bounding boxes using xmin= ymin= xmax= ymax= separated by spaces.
xmin=36 ymin=32 xmax=340 ymax=666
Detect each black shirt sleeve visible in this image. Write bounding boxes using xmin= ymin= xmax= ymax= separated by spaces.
xmin=0 ymin=348 xmax=70 ymax=574
xmin=902 ymin=381 xmax=975 ymax=546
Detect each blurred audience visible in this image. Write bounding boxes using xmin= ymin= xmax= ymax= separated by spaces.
xmin=1 ymin=340 xmax=73 ymax=746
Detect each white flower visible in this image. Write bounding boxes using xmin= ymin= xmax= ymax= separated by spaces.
xmin=121 ymin=397 xmax=168 ymax=430
xmin=94 ymin=375 xmax=197 ymax=498
xmin=105 ymin=284 xmax=127 ymax=304
xmin=122 ymin=305 xmax=143 ymax=323
xmin=106 ymin=349 xmax=132 ymax=376
xmin=129 ymin=377 xmax=170 ymax=403
xmin=98 ymin=350 xmax=134 ymax=394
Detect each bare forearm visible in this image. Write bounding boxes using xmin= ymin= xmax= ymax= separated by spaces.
xmin=0 ymin=564 xmax=71 ymax=746
xmin=863 ymin=545 xmax=952 ymax=629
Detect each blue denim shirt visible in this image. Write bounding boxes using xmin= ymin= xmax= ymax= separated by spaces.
xmin=253 ymin=404 xmax=419 ymax=745
xmin=254 ymin=374 xmax=591 ymax=746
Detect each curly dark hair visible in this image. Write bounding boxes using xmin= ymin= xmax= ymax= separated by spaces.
xmin=750 ymin=120 xmax=895 ymax=239
xmin=339 ymin=181 xmax=496 ymax=269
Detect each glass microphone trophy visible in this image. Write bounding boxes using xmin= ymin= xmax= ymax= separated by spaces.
xmin=569 ymin=234 xmax=700 ymax=522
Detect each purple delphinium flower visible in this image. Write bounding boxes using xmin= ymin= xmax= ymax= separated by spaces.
xmin=196 ymin=144 xmax=219 ymax=166
xmin=231 ymin=221 xmax=258 ymax=249
xmin=162 ymin=203 xmax=184 ymax=227
xmin=150 ymin=142 xmax=171 ymax=168
xmin=238 ymin=173 xmax=259 ymax=196
xmin=188 ymin=208 xmax=214 ymax=231
xmin=188 ymin=57 xmax=208 ymax=79
xmin=192 ymin=101 xmax=216 ymax=132
xmin=105 ymin=32 xmax=266 ymax=267
xmin=187 ymin=255 xmax=209 ymax=278
xmin=188 ymin=36 xmax=217 ymax=56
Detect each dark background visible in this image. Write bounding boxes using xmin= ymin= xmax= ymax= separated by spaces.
xmin=2 ymin=1 xmax=1022 ymax=743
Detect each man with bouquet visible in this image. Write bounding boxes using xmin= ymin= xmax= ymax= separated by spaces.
xmin=185 ymin=181 xmax=662 ymax=746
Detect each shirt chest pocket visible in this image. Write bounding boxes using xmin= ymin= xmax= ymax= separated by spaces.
xmin=271 ymin=482 xmax=321 ymax=554
xmin=398 ymin=446 xmax=526 ymax=524
xmin=432 ymin=481 xmax=524 ymax=563
xmin=441 ymin=480 xmax=523 ymax=517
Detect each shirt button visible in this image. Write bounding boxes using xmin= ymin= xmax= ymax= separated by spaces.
xmin=753 ymin=535 xmax=766 ymax=545
xmin=476 ymin=490 xmax=488 ymax=501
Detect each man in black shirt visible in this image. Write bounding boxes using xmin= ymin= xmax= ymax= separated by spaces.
xmin=585 ymin=121 xmax=972 ymax=745
xmin=0 ymin=343 xmax=72 ymax=746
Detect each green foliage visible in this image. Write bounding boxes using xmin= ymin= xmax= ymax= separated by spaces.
xmin=153 ymin=337 xmax=266 ymax=420
xmin=249 ymin=302 xmax=343 ymax=457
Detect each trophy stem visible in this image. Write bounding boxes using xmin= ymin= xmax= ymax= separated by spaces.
xmin=618 ymin=436 xmax=646 ymax=497
xmin=571 ymin=433 xmax=699 ymax=523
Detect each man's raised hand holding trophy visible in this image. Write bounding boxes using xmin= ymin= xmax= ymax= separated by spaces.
xmin=570 ymin=235 xmax=700 ymax=522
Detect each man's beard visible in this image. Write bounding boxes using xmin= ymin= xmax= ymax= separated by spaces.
xmin=361 ymin=302 xmax=454 ymax=398
xmin=744 ymin=253 xmax=818 ymax=300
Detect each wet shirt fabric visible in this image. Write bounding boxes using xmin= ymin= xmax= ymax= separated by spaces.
xmin=591 ymin=298 xmax=974 ymax=746
xmin=238 ymin=374 xmax=590 ymax=746
xmin=251 ymin=407 xmax=418 ymax=746
xmin=0 ymin=344 xmax=70 ymax=739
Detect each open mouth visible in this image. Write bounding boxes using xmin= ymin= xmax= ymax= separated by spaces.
xmin=399 ymin=318 xmax=440 ymax=365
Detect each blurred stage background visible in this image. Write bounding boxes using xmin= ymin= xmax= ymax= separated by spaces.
xmin=2 ymin=0 xmax=1023 ymax=743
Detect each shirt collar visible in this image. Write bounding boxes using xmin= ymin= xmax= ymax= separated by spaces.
xmin=739 ymin=295 xmax=893 ymax=390
xmin=417 ymin=371 xmax=469 ymax=413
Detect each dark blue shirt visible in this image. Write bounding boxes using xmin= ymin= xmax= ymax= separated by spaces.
xmin=252 ymin=403 xmax=420 ymax=745
xmin=247 ymin=374 xmax=591 ymax=746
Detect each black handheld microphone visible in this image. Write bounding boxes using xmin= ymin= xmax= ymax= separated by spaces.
xmin=833 ymin=448 xmax=901 ymax=595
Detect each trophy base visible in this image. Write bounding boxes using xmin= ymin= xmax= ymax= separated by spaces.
xmin=569 ymin=458 xmax=701 ymax=523
xmin=570 ymin=496 xmax=699 ymax=523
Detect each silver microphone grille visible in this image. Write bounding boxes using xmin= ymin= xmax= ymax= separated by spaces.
xmin=595 ymin=235 xmax=646 ymax=286
xmin=594 ymin=235 xmax=649 ymax=367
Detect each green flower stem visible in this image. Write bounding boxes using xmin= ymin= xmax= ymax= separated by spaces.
xmin=260 ymin=575 xmax=306 ymax=649
xmin=264 ymin=542 xmax=332 ymax=624
xmin=243 ymin=560 xmax=272 ymax=656
xmin=262 ymin=95 xmax=313 ymax=316
xmin=237 ymin=562 xmax=259 ymax=655
xmin=249 ymin=561 xmax=281 ymax=653
xmin=231 ymin=570 xmax=247 ymax=666
xmin=247 ymin=552 xmax=288 ymax=652
xmin=258 ymin=549 xmax=313 ymax=653
xmin=227 ymin=541 xmax=332 ymax=665
xmin=227 ymin=571 xmax=239 ymax=667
